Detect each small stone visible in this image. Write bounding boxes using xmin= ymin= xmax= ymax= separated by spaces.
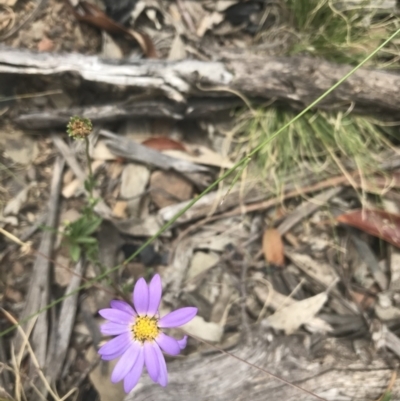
xmin=120 ymin=164 xmax=150 ymax=217
xmin=149 ymin=170 xmax=193 ymax=208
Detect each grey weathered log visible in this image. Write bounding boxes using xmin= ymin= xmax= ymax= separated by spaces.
xmin=15 ymin=98 xmax=243 ymax=129
xmin=1 ymin=45 xmax=400 ymax=126
xmin=124 ymin=333 xmax=400 ymax=401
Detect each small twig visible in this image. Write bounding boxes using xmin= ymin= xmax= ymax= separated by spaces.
xmin=3 ymin=310 xmax=60 ymax=401
xmin=14 ymin=319 xmax=37 ymax=401
xmin=0 ymin=90 xmax=62 ymax=103
xmin=58 ymin=387 xmax=77 ymax=401
xmin=10 ymin=347 xmax=22 ymax=401
xmin=0 ymin=227 xmax=32 ymax=255
xmin=1 ymin=359 xmax=57 ymax=401
xmin=239 ymin=259 xmax=252 ymax=343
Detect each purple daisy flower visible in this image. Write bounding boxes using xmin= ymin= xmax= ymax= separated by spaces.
xmin=98 ymin=274 xmax=197 ymax=393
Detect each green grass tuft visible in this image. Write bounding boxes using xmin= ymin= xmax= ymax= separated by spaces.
xmin=237 ymin=108 xmax=394 ymax=191
xmin=285 ymin=0 xmax=400 ymax=65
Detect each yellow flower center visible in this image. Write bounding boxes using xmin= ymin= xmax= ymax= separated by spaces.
xmin=131 ymin=316 xmax=159 ymax=342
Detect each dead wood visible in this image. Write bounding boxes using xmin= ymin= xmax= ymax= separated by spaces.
xmin=101 ymin=129 xmax=210 ymax=175
xmin=124 ymin=334 xmax=400 ymax=401
xmin=15 ymin=98 xmax=243 ymax=129
xmin=156 ymin=150 xmax=400 ymax=227
xmin=13 ymin=157 xmax=64 ymax=368
xmin=45 ymin=259 xmax=84 ymax=387
xmin=1 ymin=46 xmax=400 ymax=126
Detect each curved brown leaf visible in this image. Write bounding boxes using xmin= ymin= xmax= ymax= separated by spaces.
xmin=65 ymin=0 xmax=157 ymax=58
xmin=142 ymin=137 xmax=187 ymax=152
xmin=337 ymin=208 xmax=400 ymax=248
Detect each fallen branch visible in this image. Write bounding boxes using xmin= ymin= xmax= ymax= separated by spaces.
xmin=101 ymin=129 xmax=211 ymax=175
xmin=157 ymin=151 xmax=400 ymax=227
xmin=15 ymin=98 xmax=243 ymax=128
xmin=125 ymin=333 xmax=400 ymax=401
xmin=1 ymin=46 xmax=400 ymax=127
xmin=45 ymin=259 xmax=84 ymax=388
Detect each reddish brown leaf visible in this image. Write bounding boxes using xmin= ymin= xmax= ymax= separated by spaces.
xmin=65 ymin=0 xmax=157 ymax=58
xmin=349 ymin=290 xmax=375 ymax=310
xmin=142 ymin=137 xmax=187 ymax=152
xmin=37 ymin=37 xmax=54 ymax=52
xmin=262 ymin=228 xmax=285 ymax=267
xmin=337 ymin=209 xmax=400 ymax=248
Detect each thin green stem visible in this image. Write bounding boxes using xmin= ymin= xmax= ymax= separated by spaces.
xmin=1 ymin=27 xmax=399 ymax=338
xmin=84 ymin=136 xmax=94 ymax=200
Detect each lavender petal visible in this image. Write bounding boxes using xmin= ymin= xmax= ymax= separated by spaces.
xmin=133 ymin=277 xmax=149 ymax=315
xmin=155 ymin=332 xmax=181 ymax=356
xmin=110 ymin=300 xmax=136 ymax=316
xmin=177 ymin=335 xmax=188 ymax=350
xmin=153 ymin=342 xmax=168 ymax=387
xmin=111 ymin=341 xmax=141 ymax=383
xmin=101 ymin=349 xmax=129 ymax=361
xmin=99 ymin=308 xmax=134 ymax=325
xmin=100 ymin=322 xmax=130 ymax=336
xmin=98 ymin=332 xmax=131 ymax=357
xmin=144 ymin=342 xmax=160 ymax=383
xmin=100 ymin=347 xmax=128 ymax=361
xmin=123 ymin=348 xmax=144 ymax=393
xmin=147 ymin=274 xmax=162 ymax=317
xmin=158 ymin=307 xmax=198 ymax=328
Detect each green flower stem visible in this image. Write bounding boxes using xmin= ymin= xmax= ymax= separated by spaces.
xmin=85 ymin=137 xmax=93 ymax=191
xmin=1 ymin=27 xmax=399 ymax=338
xmin=84 ymin=136 xmax=95 ymax=205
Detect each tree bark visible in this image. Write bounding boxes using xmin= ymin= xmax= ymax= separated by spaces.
xmin=1 ymin=46 xmax=400 ymax=128
xmin=124 ymin=333 xmax=400 ymax=401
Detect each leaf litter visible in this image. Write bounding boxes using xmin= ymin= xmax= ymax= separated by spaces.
xmin=1 ymin=0 xmax=400 ymax=400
